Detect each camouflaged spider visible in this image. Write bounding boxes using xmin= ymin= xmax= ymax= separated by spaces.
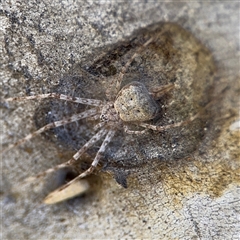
xmin=3 ymin=36 xmax=200 ymax=194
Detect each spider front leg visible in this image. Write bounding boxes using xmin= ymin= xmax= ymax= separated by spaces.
xmin=4 ymin=93 xmax=102 ymax=106
xmin=2 ymin=108 xmax=98 ymax=153
xmin=107 ymin=37 xmax=156 ymax=100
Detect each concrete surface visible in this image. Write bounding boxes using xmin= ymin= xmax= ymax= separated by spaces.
xmin=1 ymin=1 xmax=239 ymax=239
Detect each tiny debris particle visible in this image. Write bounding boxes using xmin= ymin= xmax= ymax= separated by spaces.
xmin=43 ymin=179 xmax=90 ymax=204
xmin=229 ymin=119 xmax=240 ymax=131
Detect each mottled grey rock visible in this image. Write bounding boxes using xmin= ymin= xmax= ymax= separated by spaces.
xmin=1 ymin=1 xmax=239 ymax=239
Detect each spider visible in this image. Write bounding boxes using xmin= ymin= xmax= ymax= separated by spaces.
xmin=2 ymin=35 xmax=203 ymax=201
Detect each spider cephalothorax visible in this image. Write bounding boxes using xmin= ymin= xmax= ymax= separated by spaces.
xmin=100 ymin=102 xmax=120 ymax=126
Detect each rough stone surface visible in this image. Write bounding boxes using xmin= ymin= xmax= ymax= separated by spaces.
xmin=1 ymin=1 xmax=239 ymax=239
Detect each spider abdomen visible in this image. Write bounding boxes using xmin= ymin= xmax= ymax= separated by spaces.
xmin=114 ymin=81 xmax=159 ymax=122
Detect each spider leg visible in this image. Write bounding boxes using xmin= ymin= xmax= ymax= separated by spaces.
xmin=88 ymin=114 xmax=101 ymax=121
xmin=55 ymin=129 xmax=116 ymax=192
xmin=108 ymin=37 xmax=155 ymax=99
xmin=124 ymin=125 xmax=147 ymax=135
xmin=93 ymin=121 xmax=106 ymax=131
xmin=140 ymin=96 xmax=219 ymax=132
xmin=2 ymin=108 xmax=98 ymax=153
xmin=4 ymin=93 xmax=102 ymax=106
xmin=26 ymin=128 xmax=108 ymax=181
xmin=140 ymin=112 xmax=200 ymax=131
xmin=78 ymin=129 xmax=115 ymax=178
xmin=149 ymin=84 xmax=175 ymax=100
